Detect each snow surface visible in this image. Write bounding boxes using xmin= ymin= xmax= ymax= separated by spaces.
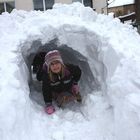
xmin=0 ymin=2 xmax=140 ymax=140
xmin=109 ymin=0 xmax=134 ymax=8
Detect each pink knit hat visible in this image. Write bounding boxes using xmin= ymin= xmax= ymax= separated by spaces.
xmin=45 ymin=50 xmax=63 ymax=66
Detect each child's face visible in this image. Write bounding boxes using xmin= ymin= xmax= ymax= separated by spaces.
xmin=50 ymin=60 xmax=62 ymax=73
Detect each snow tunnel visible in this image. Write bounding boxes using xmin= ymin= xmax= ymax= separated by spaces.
xmin=21 ymin=28 xmax=108 ymax=106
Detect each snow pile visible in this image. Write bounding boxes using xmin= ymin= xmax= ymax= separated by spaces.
xmin=0 ymin=2 xmax=140 ymax=140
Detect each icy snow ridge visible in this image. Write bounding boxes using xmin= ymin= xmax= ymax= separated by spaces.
xmin=0 ymin=2 xmax=140 ymax=140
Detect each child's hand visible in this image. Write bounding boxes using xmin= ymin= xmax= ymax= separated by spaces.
xmin=71 ymin=84 xmax=79 ymax=94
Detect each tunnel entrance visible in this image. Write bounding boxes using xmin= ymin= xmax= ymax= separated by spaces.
xmin=21 ymin=38 xmax=101 ymax=106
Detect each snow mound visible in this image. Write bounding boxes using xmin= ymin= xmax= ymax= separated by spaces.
xmin=0 ymin=2 xmax=140 ymax=140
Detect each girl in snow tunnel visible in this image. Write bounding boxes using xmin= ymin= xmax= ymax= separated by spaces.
xmin=36 ymin=50 xmax=82 ymax=115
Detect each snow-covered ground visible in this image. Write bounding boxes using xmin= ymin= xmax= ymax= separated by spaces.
xmin=0 ymin=2 xmax=140 ymax=140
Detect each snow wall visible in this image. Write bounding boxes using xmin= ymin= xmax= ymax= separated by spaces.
xmin=0 ymin=2 xmax=140 ymax=140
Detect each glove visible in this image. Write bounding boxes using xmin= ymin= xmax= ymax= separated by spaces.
xmin=44 ymin=103 xmax=55 ymax=115
xmin=71 ymin=83 xmax=79 ymax=95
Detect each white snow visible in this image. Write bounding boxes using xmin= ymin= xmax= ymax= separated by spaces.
xmin=0 ymin=2 xmax=140 ymax=140
xmin=109 ymin=0 xmax=134 ymax=8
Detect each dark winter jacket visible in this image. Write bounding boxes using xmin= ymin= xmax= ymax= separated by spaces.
xmin=37 ymin=63 xmax=82 ymax=104
xmin=32 ymin=52 xmax=47 ymax=73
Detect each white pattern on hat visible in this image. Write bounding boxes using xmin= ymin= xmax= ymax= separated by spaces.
xmin=45 ymin=50 xmax=63 ymax=66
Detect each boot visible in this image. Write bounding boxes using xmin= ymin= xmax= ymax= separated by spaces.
xmin=75 ymin=93 xmax=82 ymax=103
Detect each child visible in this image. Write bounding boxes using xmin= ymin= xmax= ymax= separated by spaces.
xmin=37 ymin=50 xmax=82 ymax=114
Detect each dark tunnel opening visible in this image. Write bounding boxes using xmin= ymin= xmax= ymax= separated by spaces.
xmin=23 ymin=39 xmax=101 ymax=106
